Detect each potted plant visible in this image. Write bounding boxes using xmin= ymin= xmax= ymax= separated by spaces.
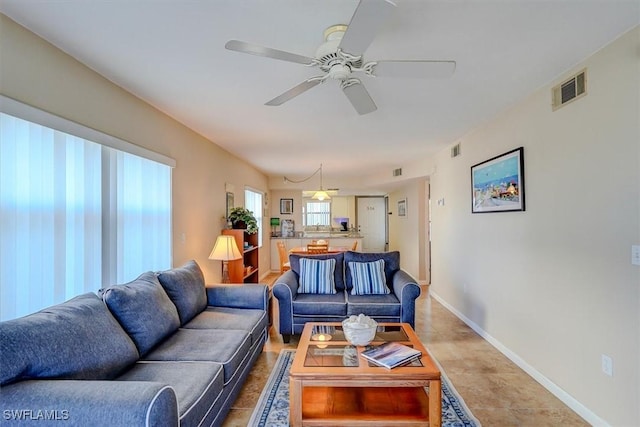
xmin=228 ymin=207 xmax=258 ymax=234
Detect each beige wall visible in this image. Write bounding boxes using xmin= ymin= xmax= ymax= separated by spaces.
xmin=0 ymin=14 xmax=270 ymax=283
xmin=429 ymin=27 xmax=639 ymax=425
xmin=388 ymin=179 xmax=428 ymax=281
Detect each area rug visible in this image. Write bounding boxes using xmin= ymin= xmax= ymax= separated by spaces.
xmin=248 ymin=349 xmax=481 ymax=427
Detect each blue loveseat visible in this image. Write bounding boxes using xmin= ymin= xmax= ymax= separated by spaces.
xmin=0 ymin=260 xmax=269 ymax=427
xmin=273 ymin=251 xmax=421 ymax=342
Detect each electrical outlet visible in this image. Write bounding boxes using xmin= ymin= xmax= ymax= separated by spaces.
xmin=632 ymin=245 xmax=640 ymax=266
xmin=601 ymin=354 xmax=613 ymax=377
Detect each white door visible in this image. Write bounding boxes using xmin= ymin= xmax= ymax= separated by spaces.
xmin=356 ymin=197 xmax=386 ymax=252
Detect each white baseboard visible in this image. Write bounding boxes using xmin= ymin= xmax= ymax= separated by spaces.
xmin=430 ymin=291 xmax=609 ymax=427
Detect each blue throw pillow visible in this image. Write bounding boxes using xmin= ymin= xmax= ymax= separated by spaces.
xmin=158 ymin=260 xmax=207 ymax=325
xmin=298 ymin=258 xmax=337 ymax=294
xmin=290 ymin=252 xmax=345 ymax=290
xmin=102 ymin=271 xmax=181 ymax=356
xmin=0 ymin=293 xmax=139 ymax=386
xmin=349 ymin=259 xmax=391 ymax=295
xmin=344 ymin=251 xmax=400 ymax=292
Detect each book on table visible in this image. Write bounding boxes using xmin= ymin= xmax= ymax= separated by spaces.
xmin=360 ymin=342 xmax=422 ymax=369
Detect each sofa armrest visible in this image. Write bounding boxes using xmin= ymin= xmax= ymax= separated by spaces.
xmin=272 ymin=271 xmax=299 ymax=336
xmin=391 ymin=270 xmax=422 ymax=328
xmin=205 ymin=284 xmax=268 ymax=311
xmin=273 ymin=270 xmax=299 ymax=299
xmin=1 ymin=380 xmax=177 ymax=426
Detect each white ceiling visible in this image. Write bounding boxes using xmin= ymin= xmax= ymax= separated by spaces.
xmin=2 ymin=0 xmax=638 ymax=193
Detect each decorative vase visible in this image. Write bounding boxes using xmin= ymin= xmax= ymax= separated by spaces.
xmin=232 ymin=220 xmax=246 ymax=230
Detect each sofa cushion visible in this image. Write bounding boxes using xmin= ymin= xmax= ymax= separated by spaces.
xmin=143 ymin=329 xmax=252 ymax=385
xmin=346 ymin=293 xmax=401 ymax=317
xmin=348 ymin=259 xmax=390 ymax=295
xmin=158 ymin=260 xmax=207 ymax=325
xmin=102 ymin=272 xmax=180 ymax=356
xmin=0 ymin=293 xmax=139 ymax=386
xmin=290 ymin=252 xmax=345 ymax=290
xmin=344 ymin=251 xmax=400 ymax=292
xmin=117 ymin=361 xmax=224 ymax=427
xmin=182 ymin=307 xmax=268 ymax=346
xmin=298 ymin=257 xmax=337 ymax=294
xmin=292 ymin=292 xmax=347 ymax=316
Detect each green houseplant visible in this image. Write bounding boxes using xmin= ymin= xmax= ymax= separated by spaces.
xmin=228 ymin=207 xmax=258 ymax=234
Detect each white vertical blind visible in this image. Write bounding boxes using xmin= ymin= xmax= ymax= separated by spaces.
xmin=304 ymin=201 xmax=331 ymax=226
xmin=1 ymin=114 xmax=102 ymax=320
xmin=0 ymin=111 xmax=173 ymax=321
xmin=115 ymin=150 xmax=172 ymax=283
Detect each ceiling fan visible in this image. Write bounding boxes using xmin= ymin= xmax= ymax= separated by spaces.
xmin=225 ymin=0 xmax=456 ymax=115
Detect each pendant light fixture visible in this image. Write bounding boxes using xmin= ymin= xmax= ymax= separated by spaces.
xmin=283 ymin=164 xmax=332 ymax=200
xmin=312 ymin=163 xmax=330 ymax=201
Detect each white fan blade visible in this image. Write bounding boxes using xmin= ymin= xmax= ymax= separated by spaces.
xmin=225 ymin=40 xmax=316 ymax=65
xmin=339 ymin=0 xmax=396 ymax=55
xmin=342 ymin=81 xmax=377 ymax=115
xmin=372 ymin=60 xmax=456 ymax=79
xmin=265 ymin=78 xmax=324 ymax=106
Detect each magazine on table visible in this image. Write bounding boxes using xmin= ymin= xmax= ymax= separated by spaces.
xmin=360 ymin=342 xmax=422 ymax=369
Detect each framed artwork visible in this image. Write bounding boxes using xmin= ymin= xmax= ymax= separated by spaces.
xmin=398 ymin=198 xmax=407 ymax=217
xmin=471 ymin=147 xmax=525 ymax=213
xmin=280 ymin=198 xmax=293 ymax=215
xmin=226 ymin=192 xmax=234 ymax=219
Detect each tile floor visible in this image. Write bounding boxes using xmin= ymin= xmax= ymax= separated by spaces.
xmin=222 ymin=275 xmax=588 ymax=426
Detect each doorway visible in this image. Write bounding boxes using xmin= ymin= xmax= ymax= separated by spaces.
xmin=356 ymin=196 xmax=386 ymax=252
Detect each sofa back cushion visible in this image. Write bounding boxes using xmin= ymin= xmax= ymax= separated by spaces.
xmin=102 ymin=272 xmax=181 ymax=356
xmin=290 ymin=252 xmax=345 ymax=291
xmin=344 ymin=251 xmax=400 ymax=292
xmin=157 ymin=260 xmax=207 ymax=325
xmin=0 ymin=293 xmax=139 ymax=386
xmin=348 ymin=259 xmax=391 ymax=295
xmin=298 ymin=257 xmax=337 ymax=294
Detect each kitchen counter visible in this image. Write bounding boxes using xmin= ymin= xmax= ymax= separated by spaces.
xmin=269 ymin=235 xmax=363 ymax=272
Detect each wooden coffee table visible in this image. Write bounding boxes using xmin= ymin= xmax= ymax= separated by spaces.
xmin=289 ymin=322 xmax=441 ymax=427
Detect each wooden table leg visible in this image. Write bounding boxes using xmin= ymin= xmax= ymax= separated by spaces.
xmin=289 ymin=377 xmax=303 ymax=427
xmin=429 ymin=379 xmax=442 ymax=427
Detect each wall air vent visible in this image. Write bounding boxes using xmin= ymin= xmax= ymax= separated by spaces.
xmin=451 ymin=143 xmax=461 ymax=158
xmin=552 ymin=69 xmax=587 ymax=111
xmin=392 ymin=168 xmax=402 ymax=177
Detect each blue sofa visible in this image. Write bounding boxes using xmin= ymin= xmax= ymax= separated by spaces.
xmin=273 ymin=251 xmax=421 ymax=343
xmin=0 ymin=260 xmax=269 ymax=427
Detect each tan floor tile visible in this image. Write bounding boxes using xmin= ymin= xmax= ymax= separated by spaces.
xmin=221 ymin=275 xmax=588 ymax=426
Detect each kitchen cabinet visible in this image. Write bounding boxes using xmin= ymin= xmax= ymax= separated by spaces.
xmin=222 ymin=229 xmax=259 ymax=283
xmin=331 ymin=196 xmax=355 ymax=222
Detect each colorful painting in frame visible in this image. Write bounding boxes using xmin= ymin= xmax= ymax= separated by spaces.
xmin=471 ymin=147 xmax=525 ymax=213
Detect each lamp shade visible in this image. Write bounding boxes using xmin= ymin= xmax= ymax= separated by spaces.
xmin=208 ymin=235 xmax=242 ymax=261
xmin=312 ymin=190 xmax=330 ymax=201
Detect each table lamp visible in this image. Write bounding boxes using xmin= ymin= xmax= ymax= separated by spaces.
xmin=208 ymin=235 xmax=242 ymax=283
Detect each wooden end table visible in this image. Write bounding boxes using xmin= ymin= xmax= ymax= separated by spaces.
xmin=289 ymin=322 xmax=441 ymax=427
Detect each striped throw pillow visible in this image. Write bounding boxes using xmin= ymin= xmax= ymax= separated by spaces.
xmin=349 ymin=259 xmax=390 ymax=295
xmin=298 ymin=258 xmax=337 ymax=294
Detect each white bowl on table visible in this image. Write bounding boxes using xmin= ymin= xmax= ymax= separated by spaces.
xmin=342 ymin=314 xmax=378 ymax=346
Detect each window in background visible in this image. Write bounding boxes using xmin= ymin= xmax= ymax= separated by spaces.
xmin=244 ymin=188 xmax=263 ymax=247
xmin=303 ymin=200 xmax=331 ymax=227
xmin=0 ymin=104 xmax=174 ymax=321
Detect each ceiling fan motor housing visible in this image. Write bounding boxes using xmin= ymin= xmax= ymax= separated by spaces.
xmin=315 ymin=24 xmax=362 ymax=77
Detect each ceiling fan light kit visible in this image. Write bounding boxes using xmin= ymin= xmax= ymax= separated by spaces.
xmin=225 ymin=0 xmax=455 ymax=115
